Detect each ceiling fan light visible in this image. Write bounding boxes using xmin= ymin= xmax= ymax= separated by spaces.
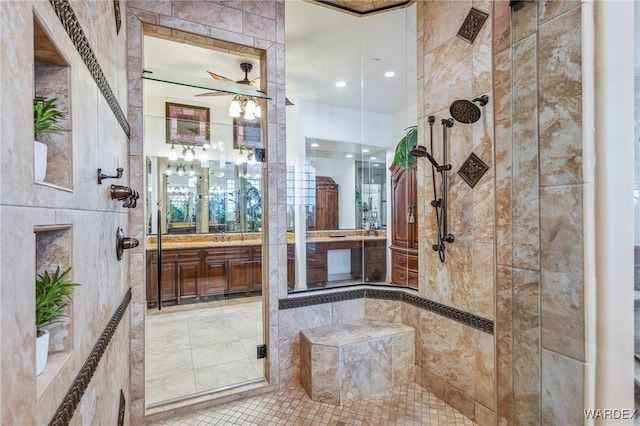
xmin=245 ymin=99 xmax=257 ymax=114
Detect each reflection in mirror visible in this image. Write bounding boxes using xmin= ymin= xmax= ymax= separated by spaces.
xmin=285 ymin=0 xmax=416 ymax=292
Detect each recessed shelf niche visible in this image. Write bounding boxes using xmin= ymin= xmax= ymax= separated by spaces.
xmin=34 ymin=16 xmax=72 ymax=189
xmin=34 ymin=225 xmax=74 ymax=395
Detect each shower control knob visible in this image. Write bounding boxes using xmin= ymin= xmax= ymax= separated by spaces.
xmin=122 ymin=237 xmax=139 ymax=249
xmin=116 ymin=227 xmax=139 ymax=261
xmin=444 ymin=234 xmax=455 ymax=243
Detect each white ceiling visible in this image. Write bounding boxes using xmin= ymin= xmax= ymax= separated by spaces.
xmin=143 ymin=0 xmax=417 ymax=116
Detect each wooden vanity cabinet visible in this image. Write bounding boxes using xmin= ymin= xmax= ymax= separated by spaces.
xmin=306 ymin=242 xmax=328 ymax=285
xmin=146 ymin=249 xmax=201 ymax=307
xmin=363 ymin=240 xmax=386 ymax=282
xmin=389 ymin=162 xmax=419 ymax=287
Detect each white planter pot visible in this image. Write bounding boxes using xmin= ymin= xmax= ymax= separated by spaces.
xmin=36 ymin=329 xmax=50 ymax=376
xmin=34 ymin=140 xmax=47 ymax=181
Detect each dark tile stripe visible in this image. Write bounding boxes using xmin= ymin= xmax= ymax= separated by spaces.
xmin=280 ymin=288 xmax=494 ymax=335
xmin=48 ymin=288 xmax=131 ymax=426
xmin=48 ymin=0 xmax=130 ymax=138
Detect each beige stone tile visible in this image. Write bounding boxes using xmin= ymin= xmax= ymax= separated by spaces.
xmin=423 ymin=38 xmax=472 ymax=115
xmin=541 ymin=349 xmax=585 ymax=425
xmin=422 ymin=369 xmax=475 ymax=420
xmin=278 ymin=304 xmax=333 ymax=338
xmin=493 ymin=0 xmax=511 ymax=53
xmin=391 ymin=331 xmax=415 ymax=385
xmin=300 ymin=334 xmax=311 ymax=395
xmin=127 ymin=1 xmax=172 ymax=15
xmin=145 ymin=332 xmax=189 ymax=352
xmin=471 ymin=243 xmax=494 ymax=320
xmin=364 ymin=299 xmax=401 ymax=323
xmin=191 ymin=341 xmax=247 ymax=370
xmin=401 ymin=303 xmax=422 ymax=367
xmin=474 ymin=402 xmax=495 ymax=426
xmin=540 ymin=185 xmax=584 ymax=361
xmin=146 ymin=370 xmax=196 ymax=405
xmin=194 ymin=359 xmax=260 ymax=393
xmin=311 ymin=344 xmax=340 ymax=405
xmin=171 ymin=1 xmax=242 ymax=31
xmin=513 ymin=0 xmax=537 ymax=42
xmin=538 ymin=0 xmax=581 ymax=24
xmin=474 ymin=331 xmax=495 ymax=409
xmin=279 ymin=335 xmax=300 ymax=386
xmin=146 ymin=347 xmax=194 ymax=379
xmin=472 ymin=3 xmax=492 ymax=96
xmin=512 ymin=34 xmax=540 ymax=271
xmin=539 ymin=7 xmax=582 ymax=187
xmin=339 ymin=337 xmax=392 ymax=404
xmin=421 ymin=312 xmax=475 ymax=396
xmin=243 ymin=12 xmax=276 ymax=42
xmin=188 ymin=323 xmax=239 ymax=347
xmin=496 ymin=266 xmax=513 ymax=426
xmin=422 ymin=0 xmax=472 ymax=53
xmin=513 ymin=269 xmax=541 ymax=425
xmin=146 ymin=319 xmax=188 ymax=339
xmin=332 ymin=298 xmax=365 ymax=325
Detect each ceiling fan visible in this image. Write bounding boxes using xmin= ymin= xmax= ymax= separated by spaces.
xmin=195 ymin=62 xmax=260 ymax=97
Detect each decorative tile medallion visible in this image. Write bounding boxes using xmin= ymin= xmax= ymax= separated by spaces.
xmin=457 ymin=7 xmax=489 ymax=44
xmin=457 ymin=152 xmax=489 ymax=189
xmin=308 ymin=0 xmax=414 ymax=16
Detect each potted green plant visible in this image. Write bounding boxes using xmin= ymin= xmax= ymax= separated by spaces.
xmin=33 ymin=96 xmax=66 ymax=181
xmin=35 ymin=266 xmax=79 ymax=375
xmin=392 ymin=126 xmax=418 ymax=170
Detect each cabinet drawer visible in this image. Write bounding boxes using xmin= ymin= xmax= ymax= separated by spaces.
xmin=391 ymin=267 xmax=418 ymax=287
xmin=327 ymin=240 xmax=362 ymax=250
xmin=392 ymin=252 xmax=408 ymax=268
xmin=365 ymin=240 xmax=386 ymax=248
xmin=175 ymin=250 xmax=201 ymax=262
xmin=148 ymin=251 xmax=177 ymax=263
xmin=406 ymin=254 xmax=418 ymax=271
xmin=205 ymin=247 xmax=251 ymax=261
xmin=365 ymin=263 xmax=386 ymax=281
xmin=306 ymin=252 xmax=327 ymax=268
xmin=307 ymin=267 xmax=327 ymax=283
xmin=366 ymin=248 xmax=385 ymax=263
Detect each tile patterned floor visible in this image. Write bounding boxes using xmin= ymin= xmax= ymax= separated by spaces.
xmin=146 ymin=297 xmax=264 ymax=405
xmin=151 ymin=382 xmax=478 ymax=425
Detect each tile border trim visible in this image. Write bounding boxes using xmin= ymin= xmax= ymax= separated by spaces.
xmin=279 ymin=288 xmax=493 ymax=334
xmin=48 ymin=0 xmax=131 ymax=138
xmin=48 ymin=288 xmax=131 ymax=426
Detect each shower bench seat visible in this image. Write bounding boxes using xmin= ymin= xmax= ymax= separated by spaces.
xmin=300 ymin=320 xmax=415 ymax=405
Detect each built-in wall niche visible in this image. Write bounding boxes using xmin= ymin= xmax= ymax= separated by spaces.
xmin=33 ymin=16 xmax=72 ymax=189
xmin=34 ymin=225 xmax=73 ymax=392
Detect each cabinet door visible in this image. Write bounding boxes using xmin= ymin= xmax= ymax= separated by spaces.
xmin=315 ymin=177 xmax=339 ymax=230
xmin=390 ymin=163 xmax=411 ymax=247
xmin=227 ymin=261 xmax=254 ymax=293
xmin=202 ymin=260 xmax=226 ymax=297
xmin=147 ymin=260 xmax=177 ymax=305
xmin=177 ymin=261 xmax=200 ymax=302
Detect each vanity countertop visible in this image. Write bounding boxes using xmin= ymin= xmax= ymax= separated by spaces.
xmin=146 ymin=230 xmax=387 ymax=250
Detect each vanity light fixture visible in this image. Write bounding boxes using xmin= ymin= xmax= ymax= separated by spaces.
xmin=183 ymin=147 xmax=195 ymax=162
xmin=188 ymin=164 xmax=195 ymax=177
xmin=168 ymin=143 xmax=178 ymax=162
xmin=199 ymin=146 xmax=209 ymax=162
xmin=165 ymin=164 xmax=172 ymax=176
xmin=177 ymin=165 xmax=185 ymax=176
xmin=336 ymin=81 xmax=347 ymax=88
xmin=384 ymin=71 xmax=395 ymax=78
xmin=228 ymin=95 xmax=261 ymax=120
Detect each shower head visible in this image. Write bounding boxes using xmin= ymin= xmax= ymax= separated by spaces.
xmin=409 ymin=145 xmax=428 ymax=157
xmin=449 ymin=95 xmax=489 ymax=124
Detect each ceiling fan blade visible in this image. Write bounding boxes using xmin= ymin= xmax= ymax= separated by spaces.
xmin=207 ymin=71 xmax=235 ymax=83
xmin=195 ymin=91 xmax=232 ymax=97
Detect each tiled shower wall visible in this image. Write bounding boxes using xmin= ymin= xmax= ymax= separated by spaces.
xmin=416 ymin=1 xmax=496 ymax=424
xmin=0 ymin=1 xmax=131 ymax=425
xmin=509 ymin=1 xmax=589 ymax=424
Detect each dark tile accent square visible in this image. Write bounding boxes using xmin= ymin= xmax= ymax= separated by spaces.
xmin=457 ymin=7 xmax=489 ymax=44
xmin=457 ymin=152 xmax=489 ymax=188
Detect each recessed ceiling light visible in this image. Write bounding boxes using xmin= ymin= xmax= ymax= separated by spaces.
xmin=370 ymin=156 xmax=377 ymax=160
xmin=374 ymin=164 xmax=379 ymax=167
xmin=362 ymin=148 xmax=370 ymax=153
xmin=345 ymin=154 xmax=353 ymax=158
xmin=310 ymin=143 xmax=319 ymax=148
xmin=336 ymin=81 xmax=347 ymax=88
xmin=384 ymin=71 xmax=395 ymax=78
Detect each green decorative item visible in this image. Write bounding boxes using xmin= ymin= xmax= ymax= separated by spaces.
xmin=35 ymin=265 xmax=79 ymax=330
xmin=392 ymin=126 xmax=418 ymax=170
xmin=33 ymin=96 xmax=66 ymax=137
xmin=35 ymin=265 xmax=79 ymax=375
